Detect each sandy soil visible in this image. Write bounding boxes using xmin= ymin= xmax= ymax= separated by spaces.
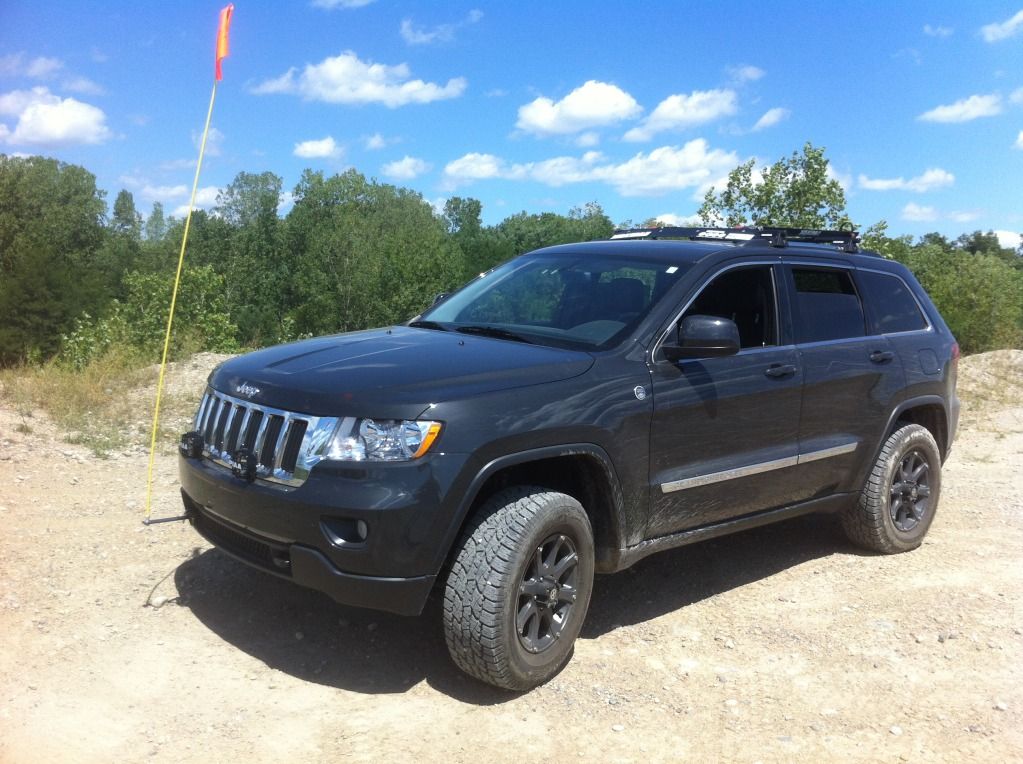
xmin=1 ymin=351 xmax=1021 ymax=763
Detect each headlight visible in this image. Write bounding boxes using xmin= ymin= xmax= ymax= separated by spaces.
xmin=326 ymin=418 xmax=442 ymax=462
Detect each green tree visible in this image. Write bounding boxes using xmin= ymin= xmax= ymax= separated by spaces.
xmin=0 ymin=155 xmax=108 ymax=363
xmin=285 ymin=169 xmax=461 ymax=336
xmin=144 ymin=202 xmax=168 ymax=242
xmin=698 ymin=142 xmax=849 ymax=228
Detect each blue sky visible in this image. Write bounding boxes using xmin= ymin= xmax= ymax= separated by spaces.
xmin=1 ymin=1 xmax=1021 ymax=246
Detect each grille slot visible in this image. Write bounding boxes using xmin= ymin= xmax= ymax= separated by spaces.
xmin=191 ymin=389 xmax=339 ymax=487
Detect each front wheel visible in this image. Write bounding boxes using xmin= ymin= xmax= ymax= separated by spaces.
xmin=842 ymin=424 xmax=942 ymax=554
xmin=443 ymin=486 xmax=595 ymax=691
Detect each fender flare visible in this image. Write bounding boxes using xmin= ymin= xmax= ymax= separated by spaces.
xmin=439 ymin=443 xmax=628 ymax=572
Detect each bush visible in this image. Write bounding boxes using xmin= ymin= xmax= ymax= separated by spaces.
xmin=62 ymin=265 xmax=239 ymax=368
xmin=899 ymin=246 xmax=1023 ymax=353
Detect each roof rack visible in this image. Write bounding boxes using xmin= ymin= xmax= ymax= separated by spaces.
xmin=610 ymin=226 xmax=860 ymax=254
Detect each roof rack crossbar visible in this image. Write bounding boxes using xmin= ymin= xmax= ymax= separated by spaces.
xmin=610 ymin=226 xmax=860 ymax=253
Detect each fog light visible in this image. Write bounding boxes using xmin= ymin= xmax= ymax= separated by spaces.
xmin=321 ymin=517 xmax=368 ymax=546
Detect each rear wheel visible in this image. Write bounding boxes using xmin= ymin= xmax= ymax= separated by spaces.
xmin=842 ymin=424 xmax=942 ymax=553
xmin=443 ymin=486 xmax=594 ymax=691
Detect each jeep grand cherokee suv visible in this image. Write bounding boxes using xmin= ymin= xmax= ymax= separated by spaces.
xmin=178 ymin=226 xmax=959 ymax=690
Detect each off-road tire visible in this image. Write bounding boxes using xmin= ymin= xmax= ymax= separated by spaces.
xmin=443 ymin=486 xmax=595 ymax=691
xmin=842 ymin=424 xmax=942 ymax=554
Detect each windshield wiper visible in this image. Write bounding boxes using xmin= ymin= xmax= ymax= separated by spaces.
xmin=408 ymin=319 xmax=450 ymax=331
xmin=455 ymin=325 xmax=533 ymax=344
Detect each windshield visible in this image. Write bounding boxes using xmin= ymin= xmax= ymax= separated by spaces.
xmin=417 ymin=254 xmax=690 ymax=350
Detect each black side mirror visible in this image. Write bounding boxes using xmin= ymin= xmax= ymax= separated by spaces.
xmin=663 ymin=314 xmax=741 ymax=362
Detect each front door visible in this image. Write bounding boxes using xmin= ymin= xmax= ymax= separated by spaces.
xmin=647 ymin=262 xmax=804 ymax=538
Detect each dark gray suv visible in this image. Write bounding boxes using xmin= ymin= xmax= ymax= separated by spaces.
xmin=179 ymin=226 xmax=960 ymax=690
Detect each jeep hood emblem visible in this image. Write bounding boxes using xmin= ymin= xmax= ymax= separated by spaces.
xmin=235 ymin=383 xmax=261 ymax=398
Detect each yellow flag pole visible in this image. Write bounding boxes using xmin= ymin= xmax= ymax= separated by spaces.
xmin=143 ymin=81 xmax=219 ymax=523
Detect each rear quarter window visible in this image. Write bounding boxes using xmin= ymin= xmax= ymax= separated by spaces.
xmin=856 ymin=270 xmax=929 ymax=334
xmin=791 ymin=267 xmax=867 ymax=344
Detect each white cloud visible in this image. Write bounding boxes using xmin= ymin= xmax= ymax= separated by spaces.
xmin=62 ymin=76 xmax=104 ymax=96
xmin=141 ymin=184 xmax=188 ymax=200
xmin=381 ymin=155 xmax=431 ymax=179
xmin=443 ymin=139 xmax=740 ymax=198
xmin=981 ymin=9 xmax=1023 ymax=42
xmin=827 ymin=164 xmax=853 ymax=192
xmin=172 ymin=186 xmax=221 ymax=217
xmin=652 ymin=212 xmax=702 ymax=226
xmin=923 ymin=24 xmax=953 ymax=37
xmin=159 ymin=158 xmax=197 ymax=170
xmin=25 ymin=56 xmax=62 ymax=79
xmin=994 ymin=230 xmax=1023 ymax=249
xmin=192 ymin=126 xmax=225 ymax=156
xmin=948 ymin=210 xmax=982 ymax=223
xmin=752 ymin=107 xmax=790 ymax=131
xmin=902 ymin=202 xmax=938 ymax=222
xmin=623 ymin=89 xmax=737 ymax=142
xmin=858 ymin=167 xmax=955 ymax=192
xmin=251 ymin=51 xmax=466 ymax=108
xmin=1011 ymin=88 xmax=1023 ymax=105
xmin=293 ymin=135 xmax=342 ymax=159
xmin=516 ymin=80 xmax=641 ymax=136
xmin=727 ymin=65 xmax=765 ymax=83
xmin=365 ymin=132 xmax=387 ymax=150
xmin=0 ymin=86 xmax=110 ymax=146
xmin=311 ymin=0 xmax=375 ymax=8
xmin=918 ymin=94 xmax=1002 ymax=122
xmin=0 ymin=53 xmax=23 ymax=77
xmin=1016 ymin=130 xmax=1023 ymax=149
xmin=575 ymin=131 xmax=600 ymax=148
xmin=400 ymin=10 xmax=482 ymax=46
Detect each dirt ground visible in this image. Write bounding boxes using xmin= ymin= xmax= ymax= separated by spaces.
xmin=1 ymin=351 xmax=1021 ymax=763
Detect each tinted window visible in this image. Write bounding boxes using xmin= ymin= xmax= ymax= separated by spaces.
xmin=857 ymin=271 xmax=928 ymax=334
xmin=685 ymin=266 xmax=777 ymax=348
xmin=792 ymin=267 xmax=865 ymax=343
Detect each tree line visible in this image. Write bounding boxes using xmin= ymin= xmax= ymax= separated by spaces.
xmin=1 ymin=144 xmax=1020 ymax=368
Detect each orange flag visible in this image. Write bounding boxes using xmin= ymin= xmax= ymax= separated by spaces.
xmin=215 ymin=4 xmax=234 ymax=81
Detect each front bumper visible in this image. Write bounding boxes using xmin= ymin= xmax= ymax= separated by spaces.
xmin=178 ymin=449 xmax=467 ymax=616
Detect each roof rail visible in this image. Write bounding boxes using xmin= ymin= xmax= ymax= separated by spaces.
xmin=610 ymin=226 xmax=860 ymax=254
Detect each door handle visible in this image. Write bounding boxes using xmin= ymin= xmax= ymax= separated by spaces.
xmin=764 ymin=363 xmax=796 ymax=378
xmin=869 ymin=350 xmax=894 ymax=364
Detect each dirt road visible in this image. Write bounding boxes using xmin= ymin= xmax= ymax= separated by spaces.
xmin=1 ymin=352 xmax=1021 ymax=763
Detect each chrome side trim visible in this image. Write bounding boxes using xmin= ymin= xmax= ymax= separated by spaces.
xmin=660 ymin=455 xmax=797 ymax=493
xmin=659 ymin=441 xmax=858 ymax=494
xmin=795 ymin=441 xmax=858 ymax=465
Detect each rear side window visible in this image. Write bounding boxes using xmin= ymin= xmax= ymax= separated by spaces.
xmin=791 ymin=267 xmax=866 ymax=344
xmin=857 ymin=271 xmax=928 ymax=334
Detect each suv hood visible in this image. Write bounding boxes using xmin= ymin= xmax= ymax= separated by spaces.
xmin=209 ymin=326 xmax=594 ymax=417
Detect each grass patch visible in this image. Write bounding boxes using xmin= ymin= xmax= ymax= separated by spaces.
xmin=0 ymin=346 xmax=156 ymax=456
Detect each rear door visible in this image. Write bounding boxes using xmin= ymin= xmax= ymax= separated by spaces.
xmin=783 ymin=262 xmax=906 ymax=498
xmin=647 ymin=261 xmax=804 ymax=537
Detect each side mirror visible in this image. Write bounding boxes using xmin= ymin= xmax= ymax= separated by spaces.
xmin=432 ymin=292 xmax=452 ymax=305
xmin=663 ymin=314 xmax=741 ymax=362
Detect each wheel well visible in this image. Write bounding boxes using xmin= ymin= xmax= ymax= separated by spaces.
xmin=467 ymin=454 xmax=623 ymax=572
xmin=893 ymin=404 xmax=948 ymax=459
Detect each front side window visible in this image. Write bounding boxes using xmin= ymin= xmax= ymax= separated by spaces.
xmin=421 ymin=255 xmax=689 ymax=350
xmin=792 ymin=267 xmax=866 ymax=343
xmin=856 ymin=270 xmax=928 ymax=334
xmin=683 ymin=265 xmax=777 ymax=348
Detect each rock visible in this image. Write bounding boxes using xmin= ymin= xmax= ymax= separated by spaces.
xmin=725 ymin=699 xmax=738 ymax=707
xmin=150 ymin=595 xmax=168 ymax=608
xmin=994 ymin=701 xmax=1008 ymax=711
xmin=890 ymin=725 xmax=903 ymax=736
xmin=611 ymin=724 xmax=624 ymax=732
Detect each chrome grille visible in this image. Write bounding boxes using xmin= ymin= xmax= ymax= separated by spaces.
xmin=193 ymin=389 xmax=338 ymax=487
